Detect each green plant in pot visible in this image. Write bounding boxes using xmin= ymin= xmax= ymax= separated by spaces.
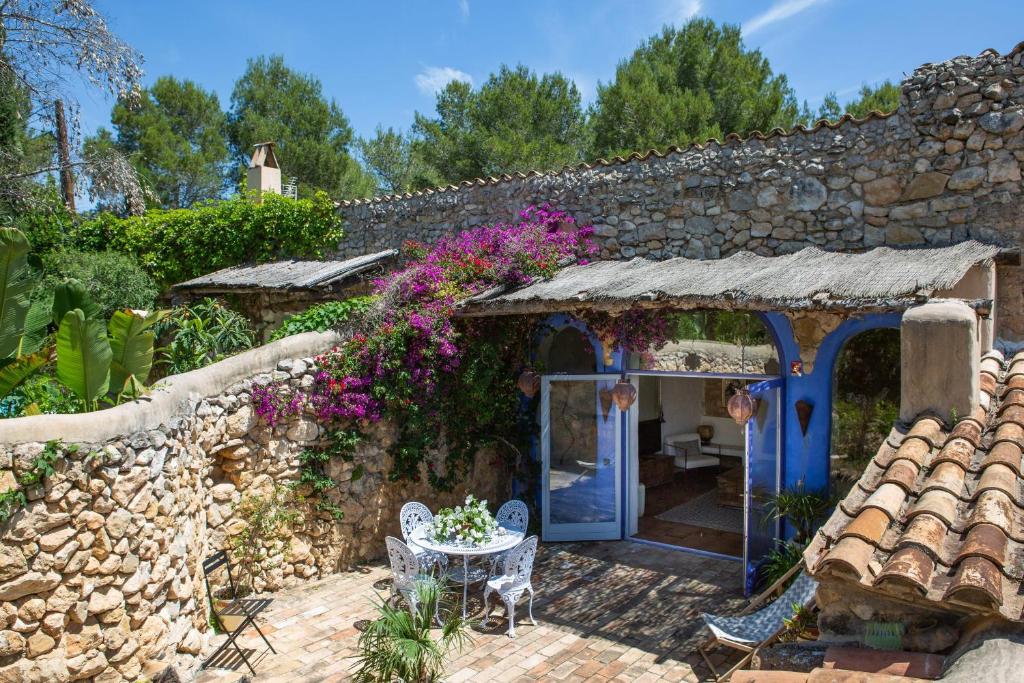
xmin=756 ymin=487 xmax=836 ymax=590
xmin=352 ymin=575 xmax=472 ymax=683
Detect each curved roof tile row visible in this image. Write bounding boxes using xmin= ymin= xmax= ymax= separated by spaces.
xmin=338 ymin=42 xmax=1024 ymax=210
xmin=805 ymin=350 xmax=1024 ymax=621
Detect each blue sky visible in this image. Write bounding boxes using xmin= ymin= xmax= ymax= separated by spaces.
xmin=76 ymin=0 xmax=1024 ymax=144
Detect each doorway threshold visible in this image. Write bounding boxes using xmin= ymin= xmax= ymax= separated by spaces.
xmin=627 ymin=535 xmax=741 ymax=562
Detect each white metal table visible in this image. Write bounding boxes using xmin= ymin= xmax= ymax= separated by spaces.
xmin=409 ymin=525 xmax=525 ymax=619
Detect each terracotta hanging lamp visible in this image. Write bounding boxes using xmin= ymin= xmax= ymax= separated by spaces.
xmin=727 ymin=387 xmax=758 ymax=424
xmin=611 ymin=375 xmax=637 ymax=411
xmin=517 ymin=369 xmax=541 ymax=398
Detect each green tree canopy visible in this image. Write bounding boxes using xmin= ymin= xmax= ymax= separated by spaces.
xmin=88 ymin=76 xmax=229 ymax=209
xmin=804 ymin=81 xmax=902 ymax=124
xmin=227 ymin=55 xmax=373 ymax=200
xmin=412 ymin=64 xmax=587 ymax=184
xmin=588 ymin=19 xmax=799 ymax=158
xmin=357 ymin=126 xmax=438 ymax=195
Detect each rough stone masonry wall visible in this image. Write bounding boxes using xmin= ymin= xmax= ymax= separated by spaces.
xmin=336 ymin=44 xmax=1024 ymax=339
xmin=0 ymin=332 xmax=505 ymax=683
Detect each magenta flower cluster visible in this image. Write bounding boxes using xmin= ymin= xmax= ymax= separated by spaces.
xmin=253 ymin=205 xmax=597 ymax=443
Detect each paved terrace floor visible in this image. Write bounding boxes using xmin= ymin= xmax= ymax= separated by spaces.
xmin=195 ymin=541 xmax=745 ymax=683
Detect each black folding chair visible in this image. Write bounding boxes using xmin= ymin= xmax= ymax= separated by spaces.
xmin=201 ymin=550 xmax=276 ymax=675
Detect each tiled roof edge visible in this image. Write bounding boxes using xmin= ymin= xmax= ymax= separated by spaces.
xmin=337 ymin=110 xmax=898 ymax=208
xmin=337 ymin=42 xmax=1023 ymax=210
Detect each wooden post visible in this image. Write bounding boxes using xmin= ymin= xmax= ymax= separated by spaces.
xmin=54 ymin=100 xmax=76 ymax=213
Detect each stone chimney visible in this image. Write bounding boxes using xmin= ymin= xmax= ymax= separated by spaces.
xmin=900 ymin=299 xmax=979 ymax=424
xmin=247 ymin=141 xmax=281 ymax=201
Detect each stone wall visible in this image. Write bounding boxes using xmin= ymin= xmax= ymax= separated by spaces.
xmin=336 ymin=44 xmax=1024 ymax=339
xmin=0 ymin=332 xmax=506 ymax=682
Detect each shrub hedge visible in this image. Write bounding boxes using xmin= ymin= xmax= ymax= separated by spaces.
xmin=75 ymin=191 xmax=344 ymax=286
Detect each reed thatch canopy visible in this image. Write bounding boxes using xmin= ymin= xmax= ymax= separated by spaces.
xmin=462 ymin=242 xmax=1006 ymax=316
xmin=173 ymin=249 xmax=398 ymax=294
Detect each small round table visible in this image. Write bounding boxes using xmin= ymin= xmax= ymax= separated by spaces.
xmin=409 ymin=525 xmax=525 ymax=619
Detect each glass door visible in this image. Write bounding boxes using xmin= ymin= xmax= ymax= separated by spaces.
xmin=744 ymin=378 xmax=782 ymax=595
xmin=541 ymin=375 xmax=623 ymax=541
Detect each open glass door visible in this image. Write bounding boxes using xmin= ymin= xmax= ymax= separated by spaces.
xmin=744 ymin=378 xmax=782 ymax=595
xmin=541 ymin=375 xmax=622 ymax=541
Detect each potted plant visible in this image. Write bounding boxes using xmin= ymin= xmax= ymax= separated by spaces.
xmin=352 ymin=576 xmax=472 ymax=683
xmin=430 ymin=495 xmax=499 ymax=546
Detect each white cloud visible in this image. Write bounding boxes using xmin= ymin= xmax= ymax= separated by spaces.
xmin=659 ymin=0 xmax=702 ymax=25
xmin=458 ymin=0 xmax=469 ymax=19
xmin=415 ymin=66 xmax=473 ymax=96
xmin=742 ymin=0 xmax=826 ymax=37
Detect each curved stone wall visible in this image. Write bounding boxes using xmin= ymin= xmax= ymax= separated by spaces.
xmin=0 ymin=332 xmax=506 ymax=682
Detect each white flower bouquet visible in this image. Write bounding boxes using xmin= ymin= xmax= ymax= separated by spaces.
xmin=430 ymin=495 xmax=499 ymax=547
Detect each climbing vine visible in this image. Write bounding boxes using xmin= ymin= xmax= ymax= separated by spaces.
xmin=254 ymin=205 xmax=671 ymax=497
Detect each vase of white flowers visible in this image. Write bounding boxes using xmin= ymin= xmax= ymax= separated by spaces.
xmin=430 ymin=495 xmax=499 ymax=547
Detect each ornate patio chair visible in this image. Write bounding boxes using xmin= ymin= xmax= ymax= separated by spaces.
xmin=697 ymin=562 xmax=817 ymax=682
xmin=399 ymin=501 xmax=448 ymax=572
xmin=482 ymin=535 xmax=538 ymax=638
xmin=487 ymin=500 xmax=530 ymax=576
xmin=200 ymin=550 xmax=276 ymax=676
xmin=385 ymin=536 xmax=441 ymax=622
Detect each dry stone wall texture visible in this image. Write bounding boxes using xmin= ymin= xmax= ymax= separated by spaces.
xmin=337 ymin=46 xmax=1024 ymax=338
xmin=0 ymin=336 xmax=504 ymax=682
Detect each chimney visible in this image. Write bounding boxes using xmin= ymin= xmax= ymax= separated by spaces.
xmin=247 ymin=142 xmax=281 ymax=201
xmin=900 ymin=299 xmax=979 ymax=424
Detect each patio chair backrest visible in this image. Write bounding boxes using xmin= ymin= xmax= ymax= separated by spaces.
xmin=385 ymin=536 xmax=421 ymax=591
xmin=400 ymin=502 xmax=433 ymax=542
xmin=496 ymin=500 xmax=529 ymax=532
xmin=202 ymin=550 xmax=236 ymax=599
xmin=753 ymin=572 xmax=818 ymax=634
xmin=502 ymin=535 xmax=538 ymax=587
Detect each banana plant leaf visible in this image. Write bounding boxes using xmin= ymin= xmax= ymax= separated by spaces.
xmin=0 ymin=351 xmax=49 ymax=398
xmin=56 ymin=309 xmax=111 ymax=410
xmin=0 ymin=229 xmax=34 ymax=359
xmin=108 ymin=309 xmax=168 ymax=399
xmin=18 ymin=296 xmax=52 ymax=357
xmin=52 ymin=279 xmax=100 ymax=326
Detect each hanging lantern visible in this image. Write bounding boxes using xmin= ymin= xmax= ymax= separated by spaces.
xmin=611 ymin=377 xmax=637 ymax=411
xmin=517 ymin=369 xmax=541 ymax=398
xmin=727 ymin=387 xmax=758 ymax=424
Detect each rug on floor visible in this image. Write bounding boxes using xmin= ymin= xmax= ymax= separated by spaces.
xmin=654 ymin=489 xmax=744 ymax=533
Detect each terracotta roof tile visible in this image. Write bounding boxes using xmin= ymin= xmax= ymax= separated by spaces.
xmin=980 ymin=371 xmax=999 ymax=396
xmin=931 ymin=438 xmax=975 ymax=470
xmin=906 ymin=418 xmax=945 ymax=448
xmin=945 ymin=556 xmax=1003 ymax=609
xmin=956 ymin=523 xmax=1009 ymax=567
xmin=948 ymin=418 xmax=984 ymax=448
xmin=819 ymin=536 xmax=877 ymax=579
xmin=875 ymin=546 xmax=935 ymax=595
xmin=892 ymin=437 xmax=932 ymax=468
xmin=895 ymin=513 xmax=950 ymax=558
xmin=880 ymin=459 xmax=921 ymax=492
xmin=842 ymin=508 xmax=892 ymax=545
xmin=922 ymin=461 xmax=968 ymax=497
xmin=976 ymin=463 xmax=1018 ymax=499
xmin=862 ymin=483 xmax=910 ymax=521
xmin=908 ymin=489 xmax=960 ymax=527
xmin=806 ymin=352 xmax=1024 ymax=621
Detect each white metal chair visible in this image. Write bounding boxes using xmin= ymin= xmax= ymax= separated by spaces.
xmin=482 ymin=535 xmax=538 ymax=638
xmin=384 ymin=536 xmax=439 ymax=622
xmin=400 ymin=501 xmax=448 ymax=572
xmin=487 ymin=500 xmax=530 ymax=576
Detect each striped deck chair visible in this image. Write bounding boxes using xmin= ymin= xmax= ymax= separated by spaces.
xmin=698 ymin=562 xmax=817 ymax=682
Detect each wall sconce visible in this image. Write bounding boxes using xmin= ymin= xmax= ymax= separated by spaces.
xmin=517 ymin=369 xmax=540 ymax=398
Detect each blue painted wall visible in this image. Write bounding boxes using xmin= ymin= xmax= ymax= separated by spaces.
xmin=529 ymin=310 xmax=903 ymax=544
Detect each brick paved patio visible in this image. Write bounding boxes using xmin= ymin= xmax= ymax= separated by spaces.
xmin=195 ymin=541 xmax=745 ymax=682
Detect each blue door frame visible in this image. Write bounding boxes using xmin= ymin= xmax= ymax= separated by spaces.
xmin=528 ymin=310 xmax=903 ymax=547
